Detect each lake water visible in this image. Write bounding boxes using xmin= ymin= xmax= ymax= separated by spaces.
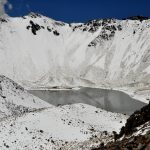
xmin=29 ymin=88 xmax=146 ymax=115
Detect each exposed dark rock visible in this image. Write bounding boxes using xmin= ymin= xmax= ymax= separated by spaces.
xmin=117 ymin=25 xmax=122 ymax=31
xmin=4 ymin=143 xmax=9 ymax=148
xmin=41 ymin=26 xmax=45 ymax=29
xmin=39 ymin=130 xmax=44 ymax=133
xmin=47 ymin=26 xmax=52 ymax=32
xmin=83 ymin=28 xmax=87 ymax=31
xmin=53 ymin=30 xmax=60 ymax=36
xmin=55 ymin=21 xmax=65 ymax=26
xmin=126 ymin=16 xmax=149 ymax=22
xmin=1 ymin=95 xmax=6 ymax=99
xmin=22 ymin=16 xmax=26 ymax=19
xmin=92 ymin=103 xmax=150 ymax=150
xmin=100 ymin=33 xmax=109 ymax=40
xmin=92 ymin=132 xmax=150 ymax=150
xmin=119 ymin=102 xmax=150 ymax=137
xmin=26 ymin=26 xmax=30 ymax=30
xmin=27 ymin=20 xmax=42 ymax=35
xmin=88 ymin=41 xmax=96 ymax=47
xmin=0 ymin=18 xmax=7 ymax=23
xmin=28 ymin=12 xmax=42 ymax=18
xmin=25 ymin=127 xmax=28 ymax=131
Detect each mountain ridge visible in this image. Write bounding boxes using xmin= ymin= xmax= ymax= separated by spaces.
xmin=0 ymin=13 xmax=150 ymax=89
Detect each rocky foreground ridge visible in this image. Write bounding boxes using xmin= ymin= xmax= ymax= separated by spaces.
xmin=92 ymin=102 xmax=150 ymax=150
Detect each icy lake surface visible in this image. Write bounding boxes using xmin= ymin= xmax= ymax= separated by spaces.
xmin=29 ymin=88 xmax=146 ymax=115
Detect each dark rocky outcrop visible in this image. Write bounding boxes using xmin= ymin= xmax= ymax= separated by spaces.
xmin=53 ymin=30 xmax=60 ymax=36
xmin=26 ymin=20 xmax=44 ymax=35
xmin=47 ymin=26 xmax=52 ymax=32
xmin=54 ymin=21 xmax=65 ymax=26
xmin=0 ymin=18 xmax=7 ymax=23
xmin=125 ymin=16 xmax=149 ymax=22
xmin=91 ymin=102 xmax=150 ymax=150
xmin=92 ymin=133 xmax=150 ymax=150
xmin=118 ymin=102 xmax=150 ymax=137
xmin=28 ymin=12 xmax=42 ymax=18
xmin=29 ymin=20 xmax=41 ymax=35
xmin=88 ymin=22 xmax=121 ymax=47
xmin=26 ymin=26 xmax=30 ymax=30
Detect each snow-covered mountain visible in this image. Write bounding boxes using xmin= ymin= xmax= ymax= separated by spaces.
xmin=0 ymin=75 xmax=127 ymax=149
xmin=0 ymin=13 xmax=150 ymax=89
xmin=0 ymin=13 xmax=149 ymax=149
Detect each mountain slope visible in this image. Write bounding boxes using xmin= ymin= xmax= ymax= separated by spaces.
xmin=92 ymin=102 xmax=150 ymax=150
xmin=0 ymin=75 xmax=127 ymax=149
xmin=0 ymin=75 xmax=51 ymax=118
xmin=0 ymin=13 xmax=150 ymax=89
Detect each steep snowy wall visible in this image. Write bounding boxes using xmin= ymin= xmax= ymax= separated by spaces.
xmin=0 ymin=13 xmax=150 ymax=89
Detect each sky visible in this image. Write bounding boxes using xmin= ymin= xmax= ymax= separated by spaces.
xmin=4 ymin=0 xmax=150 ymax=23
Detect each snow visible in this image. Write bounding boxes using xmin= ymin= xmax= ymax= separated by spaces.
xmin=0 ymin=75 xmax=128 ymax=149
xmin=144 ymin=65 xmax=150 ymax=74
xmin=0 ymin=14 xmax=150 ymax=91
xmin=94 ymin=55 xmax=106 ymax=69
xmin=0 ymin=14 xmax=149 ymax=149
xmin=0 ymin=104 xmax=127 ymax=149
